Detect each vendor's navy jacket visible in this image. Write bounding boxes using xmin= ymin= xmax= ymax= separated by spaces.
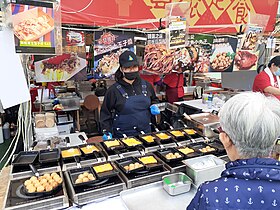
xmin=187 ymin=158 xmax=280 ymax=210
xmin=100 ymin=76 xmax=158 ymax=137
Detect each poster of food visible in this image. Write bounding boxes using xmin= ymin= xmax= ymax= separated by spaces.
xmin=209 ymin=36 xmax=238 ymax=72
xmin=240 ymin=25 xmax=263 ymax=51
xmin=66 ymin=31 xmax=85 ymax=46
xmin=11 ymin=0 xmax=58 ymax=54
xmin=233 ymin=50 xmax=259 ymax=71
xmin=93 ymin=31 xmax=134 ymax=78
xmin=188 ymin=34 xmax=214 ymax=73
xmin=34 ymin=29 xmax=87 ymax=82
xmin=143 ymin=44 xmax=197 ymax=75
xmin=167 ymin=16 xmax=187 ymax=49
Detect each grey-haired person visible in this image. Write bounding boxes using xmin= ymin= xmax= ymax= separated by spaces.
xmin=187 ymin=92 xmax=280 ymax=210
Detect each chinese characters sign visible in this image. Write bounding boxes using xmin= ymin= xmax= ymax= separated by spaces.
xmin=61 ymin=0 xmax=278 ymax=33
xmin=146 ymin=32 xmax=166 ymax=45
xmin=94 ymin=31 xmax=134 ymax=77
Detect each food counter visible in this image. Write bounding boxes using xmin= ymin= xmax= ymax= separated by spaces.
xmin=1 ymin=125 xmax=227 ymax=210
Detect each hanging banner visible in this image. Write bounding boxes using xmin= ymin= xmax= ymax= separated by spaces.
xmin=209 ymin=36 xmax=238 ymax=72
xmin=233 ymin=50 xmax=259 ymax=71
xmin=61 ymin=0 xmax=278 ymax=33
xmin=167 ymin=16 xmax=187 ymax=49
xmin=10 ymin=0 xmax=61 ymax=54
xmin=93 ymin=31 xmax=134 ymax=78
xmin=34 ymin=29 xmax=87 ymax=82
xmin=240 ymin=25 xmax=263 ymax=51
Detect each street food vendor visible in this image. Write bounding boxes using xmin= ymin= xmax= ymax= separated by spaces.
xmin=100 ymin=51 xmax=159 ymax=138
xmin=163 ymin=61 xmax=185 ymax=103
xmin=253 ymin=56 xmax=280 ymax=100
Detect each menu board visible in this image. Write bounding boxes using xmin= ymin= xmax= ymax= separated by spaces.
xmin=93 ymin=31 xmax=134 ymax=78
xmin=10 ymin=0 xmax=60 ymax=54
xmin=209 ymin=36 xmax=238 ymax=72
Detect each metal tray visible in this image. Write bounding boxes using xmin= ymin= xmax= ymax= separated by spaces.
xmin=120 ymin=181 xmax=196 ymax=210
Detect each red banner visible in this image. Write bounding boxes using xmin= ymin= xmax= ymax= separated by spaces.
xmin=61 ymin=0 xmax=278 ymax=33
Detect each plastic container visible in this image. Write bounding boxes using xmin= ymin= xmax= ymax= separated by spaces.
xmin=183 ymin=155 xmax=226 ymax=186
xmin=162 ymin=172 xmax=192 ymax=196
xmin=207 ymin=93 xmax=213 ymax=109
xmin=3 ymin=122 xmax=10 ymax=140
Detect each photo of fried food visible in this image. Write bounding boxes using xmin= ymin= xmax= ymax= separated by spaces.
xmin=210 ymin=52 xmax=233 ymax=71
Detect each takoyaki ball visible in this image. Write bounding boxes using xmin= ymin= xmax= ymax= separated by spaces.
xmin=51 ymin=181 xmax=58 ymax=188
xmin=88 ymin=174 xmax=95 ymax=180
xmin=82 ymin=177 xmax=89 ymax=182
xmin=40 ymin=178 xmax=48 ymax=185
xmin=45 ymin=184 xmax=53 ymax=192
xmin=34 ymin=182 xmax=41 ymax=188
xmin=83 ymin=172 xmax=89 ymax=177
xmin=48 ymin=179 xmax=55 ymax=184
xmin=30 ymin=176 xmax=37 ymax=182
xmin=38 ymin=176 xmax=44 ymax=181
xmin=53 ymin=174 xmax=60 ymax=180
xmin=32 ymin=180 xmax=40 ymax=185
xmin=75 ymin=178 xmax=83 ymax=184
xmin=24 ymin=180 xmax=32 ymax=186
xmin=44 ymin=174 xmax=51 ymax=180
xmin=28 ymin=186 xmax=36 ymax=193
xmin=37 ymin=185 xmax=45 ymax=192
xmin=124 ymin=166 xmax=129 ymax=171
xmin=51 ymin=172 xmax=58 ymax=178
xmin=56 ymin=177 xmax=63 ymax=184
xmin=26 ymin=184 xmax=34 ymax=190
xmin=78 ymin=174 xmax=84 ymax=180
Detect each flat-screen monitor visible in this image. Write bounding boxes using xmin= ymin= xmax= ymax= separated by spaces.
xmin=221 ymin=71 xmax=257 ymax=91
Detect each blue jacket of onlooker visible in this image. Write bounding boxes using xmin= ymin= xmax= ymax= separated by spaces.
xmin=187 ymin=158 xmax=280 ymax=210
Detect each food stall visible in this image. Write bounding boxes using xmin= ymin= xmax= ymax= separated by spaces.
xmin=1 ymin=0 xmax=280 ymax=209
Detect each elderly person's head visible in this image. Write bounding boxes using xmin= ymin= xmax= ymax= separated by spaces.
xmin=219 ymin=92 xmax=280 ymax=161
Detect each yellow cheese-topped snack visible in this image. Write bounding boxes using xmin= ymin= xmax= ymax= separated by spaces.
xmin=104 ymin=140 xmax=120 ymax=148
xmin=93 ymin=163 xmax=114 ymax=173
xmin=81 ymin=145 xmax=99 ymax=154
xmin=184 ymin=129 xmax=196 ymax=135
xmin=178 ymin=147 xmax=195 ymax=155
xmin=156 ymin=133 xmax=170 ymax=140
xmin=142 ymin=135 xmax=155 ymax=143
xmin=61 ymin=148 xmax=81 ymax=158
xmin=199 ymin=146 xmax=215 ymax=153
xmin=122 ymin=138 xmax=142 ymax=146
xmin=170 ymin=130 xmax=184 ymax=137
xmin=139 ymin=156 xmax=157 ymax=165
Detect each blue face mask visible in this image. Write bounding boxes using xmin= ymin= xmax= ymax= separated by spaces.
xmin=274 ymin=68 xmax=280 ymax=76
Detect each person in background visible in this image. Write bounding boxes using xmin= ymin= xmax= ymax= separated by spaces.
xmin=140 ymin=68 xmax=162 ymax=90
xmin=100 ymin=51 xmax=159 ymax=138
xmin=163 ymin=61 xmax=185 ymax=103
xmin=253 ymin=56 xmax=280 ymax=100
xmin=187 ymin=92 xmax=280 ymax=210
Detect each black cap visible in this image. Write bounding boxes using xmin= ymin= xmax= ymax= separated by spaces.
xmin=269 ymin=56 xmax=280 ymax=67
xmin=119 ymin=51 xmax=139 ymax=68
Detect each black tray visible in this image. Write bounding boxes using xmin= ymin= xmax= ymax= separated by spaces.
xmin=188 ymin=142 xmax=217 ymax=155
xmin=153 ymin=131 xmax=174 ymax=144
xmin=167 ymin=129 xmax=190 ymax=141
xmin=115 ymin=157 xmax=145 ymax=174
xmin=79 ymin=143 xmax=101 ymax=157
xmin=156 ymin=148 xmax=184 ymax=163
xmin=69 ymin=166 xmax=98 ymax=187
xmin=101 ymin=139 xmax=125 ymax=151
xmin=138 ymin=134 xmax=158 ymax=147
xmin=206 ymin=140 xmax=226 ymax=153
xmin=92 ymin=162 xmax=119 ymax=179
xmin=137 ymin=155 xmax=163 ymax=171
xmin=176 ymin=146 xmax=202 ymax=159
xmin=60 ymin=146 xmax=82 ymax=160
xmin=120 ymin=137 xmax=143 ymax=148
xmin=39 ymin=148 xmax=60 ymax=164
xmin=12 ymin=151 xmax=39 ymax=166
